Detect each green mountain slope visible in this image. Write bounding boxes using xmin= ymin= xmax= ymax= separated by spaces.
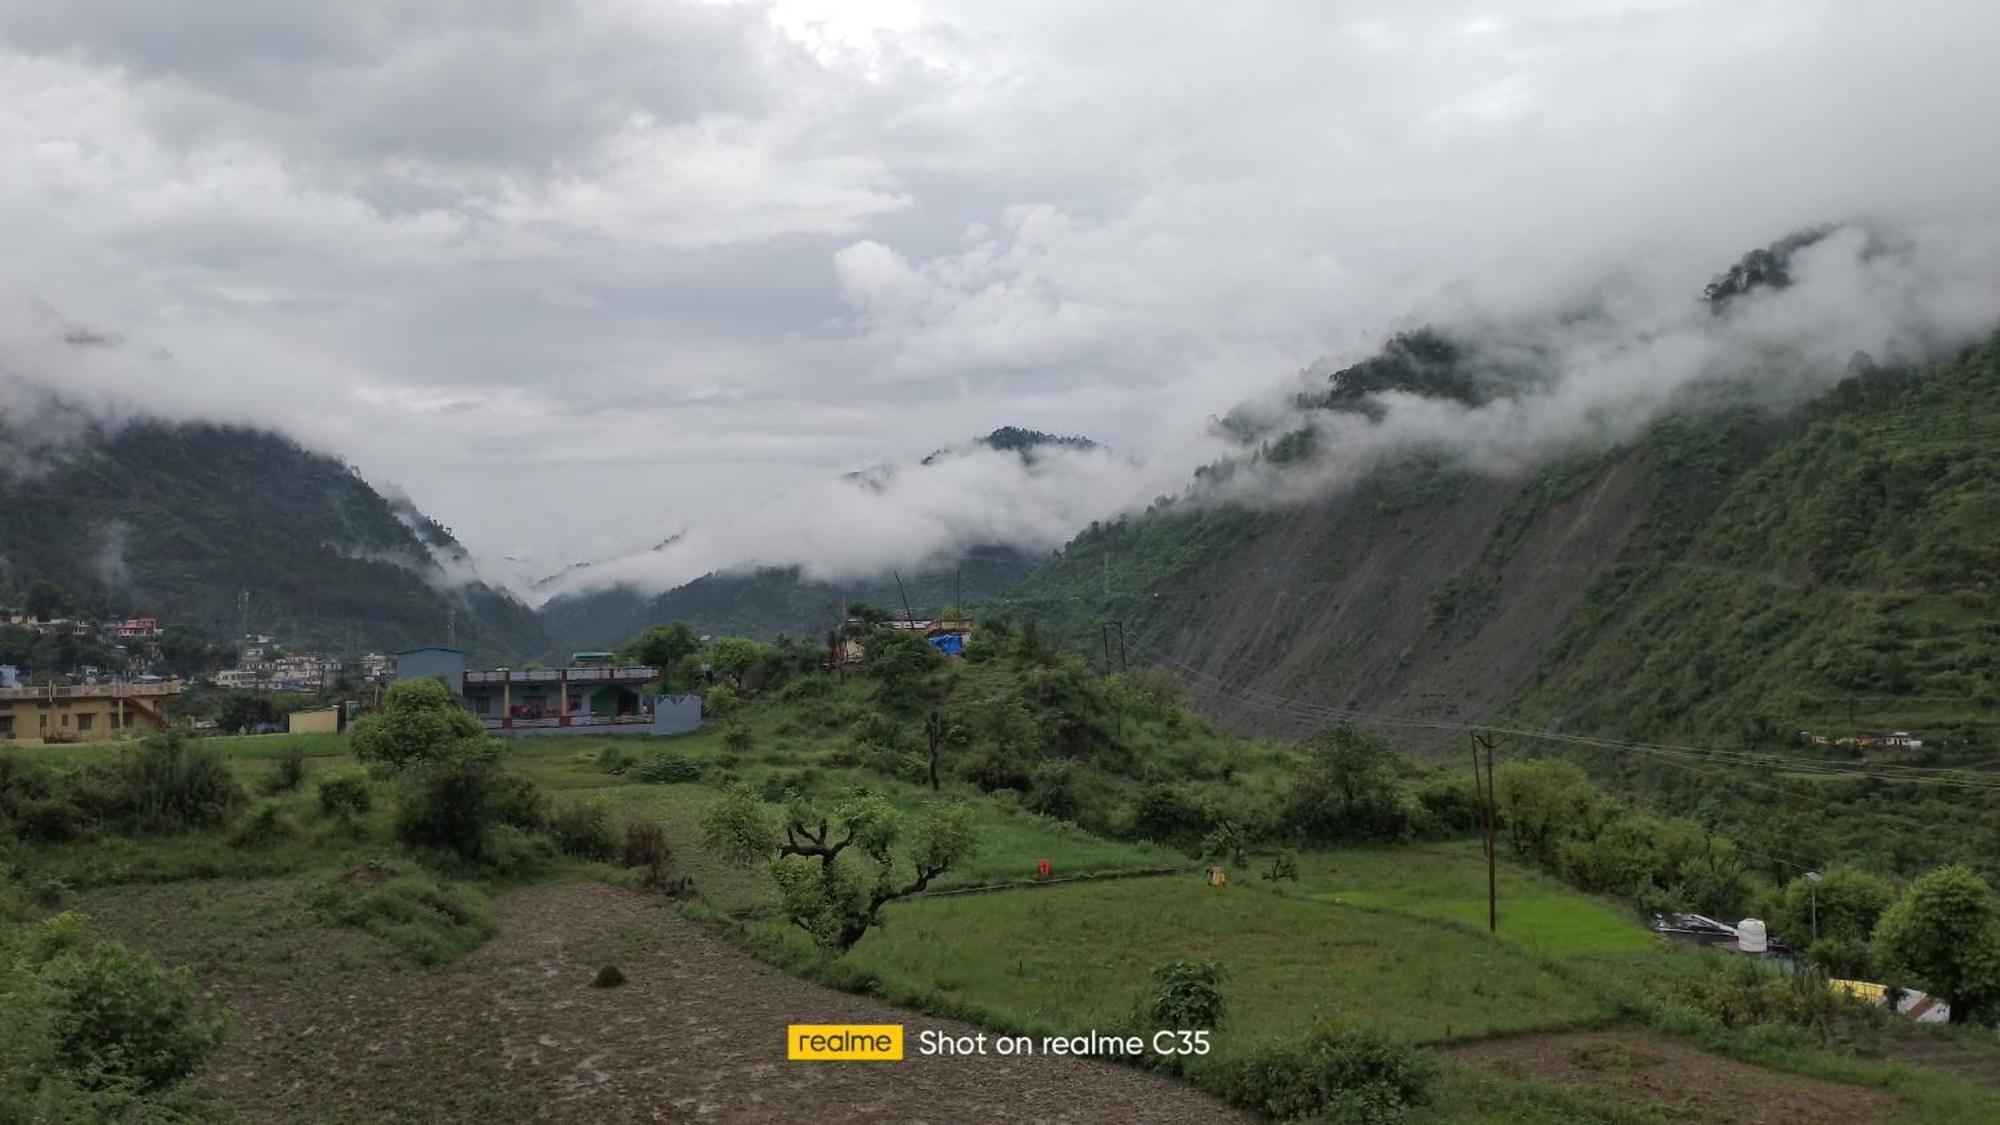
xmin=540 ymin=549 xmax=1042 ymax=650
xmin=1009 ymin=332 xmax=2000 ymax=755
xmin=0 ymin=413 xmax=551 ymax=663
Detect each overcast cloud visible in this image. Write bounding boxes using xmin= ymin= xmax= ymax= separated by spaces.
xmin=4 ymin=1 xmax=1999 ymax=596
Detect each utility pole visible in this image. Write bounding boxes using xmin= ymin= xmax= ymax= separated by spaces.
xmin=1111 ymin=620 xmax=1127 ymax=672
xmin=1806 ymin=870 xmax=1822 ymax=942
xmin=892 ymin=571 xmax=916 ymax=624
xmin=1100 ymin=624 xmax=1112 ymax=675
xmin=1471 ymin=732 xmax=1500 ymax=934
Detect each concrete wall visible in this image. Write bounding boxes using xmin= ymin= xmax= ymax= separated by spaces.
xmin=651 ymin=693 xmax=702 ymax=735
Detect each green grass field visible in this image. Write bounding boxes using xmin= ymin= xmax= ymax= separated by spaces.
xmin=835 ymin=875 xmax=1615 ymax=1052
xmin=1294 ymin=846 xmax=1659 ymax=956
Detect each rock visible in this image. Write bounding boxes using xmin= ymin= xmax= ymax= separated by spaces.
xmin=592 ymin=965 xmax=627 ymax=988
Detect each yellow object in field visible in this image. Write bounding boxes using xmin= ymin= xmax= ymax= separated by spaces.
xmin=1205 ymin=865 xmax=1227 ymax=887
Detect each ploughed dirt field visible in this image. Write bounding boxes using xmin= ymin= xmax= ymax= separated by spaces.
xmin=79 ymin=880 xmax=1248 ymax=1124
xmin=1444 ymin=1028 xmax=1900 ymax=1125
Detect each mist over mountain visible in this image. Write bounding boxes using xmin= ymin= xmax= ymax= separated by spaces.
xmin=0 ymin=401 xmax=549 ymax=662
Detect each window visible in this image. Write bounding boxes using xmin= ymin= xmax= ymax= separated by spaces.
xmin=0 ymin=716 xmax=13 ymax=739
xmin=77 ymin=713 xmax=94 ymax=732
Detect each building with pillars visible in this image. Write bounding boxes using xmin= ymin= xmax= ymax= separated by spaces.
xmin=0 ymin=674 xmax=181 ymax=744
xmin=390 ymin=647 xmax=701 ymax=736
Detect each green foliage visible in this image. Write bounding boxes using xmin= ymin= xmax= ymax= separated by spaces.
xmin=1148 ymin=959 xmax=1227 ymax=1031
xmin=547 ymin=801 xmax=615 ymax=860
xmin=1873 ymin=864 xmax=2000 ymax=1021
xmin=1772 ymin=866 xmax=1897 ymax=951
xmin=631 ymin=753 xmax=704 ymax=784
xmin=257 ymin=747 xmax=309 ymax=796
xmin=0 ymin=414 xmax=551 ymax=662
xmin=228 ymin=801 xmax=295 ymax=849
xmin=392 ymin=758 xmax=538 ymax=864
xmin=1673 ymin=960 xmax=1881 ymax=1036
xmin=1131 ymin=783 xmax=1214 ymax=846
xmin=315 ymin=770 xmax=372 ymax=818
xmin=1212 ymin=1026 xmax=1436 ymax=1124
xmin=705 ymin=788 xmax=978 ymax=949
xmin=594 ymin=746 xmax=634 ymax=775
xmin=350 ymin=678 xmax=488 ymax=771
xmin=618 ymin=622 xmax=698 ymax=672
xmin=86 ymin=731 xmax=248 ymax=834
xmin=863 ymin=627 xmax=944 ymax=704
xmin=1280 ymin=726 xmax=1413 ymax=843
xmin=302 ymin=865 xmax=496 ymax=965
xmin=2 ymin=911 xmax=225 ymax=1108
xmin=1493 ymin=760 xmax=1604 ymax=867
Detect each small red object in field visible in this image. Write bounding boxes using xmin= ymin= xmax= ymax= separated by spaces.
xmin=1035 ymin=858 xmax=1051 ymax=879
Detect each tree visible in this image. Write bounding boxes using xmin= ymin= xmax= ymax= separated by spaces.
xmin=703 ymin=787 xmax=977 ymax=950
xmin=862 ymin=627 xmax=942 ymax=705
xmin=1494 ymin=760 xmax=1605 ymax=865
xmin=351 ymin=677 xmax=486 ymax=771
xmin=619 ymin=623 xmax=698 ymax=672
xmin=1873 ymin=865 xmax=2000 ymax=1022
xmin=1774 ymin=866 xmax=1896 ymax=948
xmin=922 ymin=709 xmax=964 ymax=792
xmin=704 ymin=636 xmax=766 ymax=687
xmin=1280 ymin=725 xmax=1412 ymax=842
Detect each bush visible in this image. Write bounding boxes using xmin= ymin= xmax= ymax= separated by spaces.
xmin=229 ymin=801 xmax=295 ymax=848
xmin=350 ymin=678 xmax=487 ymax=771
xmin=722 ymin=725 xmax=754 ymax=755
xmin=1149 ymin=960 xmax=1227 ymax=1031
xmin=87 ymin=732 xmax=247 ymax=832
xmin=8 ymin=915 xmax=228 ymax=1093
xmin=631 ymin=754 xmax=704 ymax=784
xmin=595 ymin=746 xmax=633 ymax=775
xmin=316 ymin=770 xmax=373 ymax=818
xmin=490 ymin=771 xmax=547 ymax=830
xmin=303 ymin=865 xmax=495 ymax=965
xmin=621 ymin=818 xmax=682 ymax=890
xmin=1130 ymin=783 xmax=1213 ymax=845
xmin=1212 ymin=1026 xmax=1436 ymax=1125
xmin=548 ymin=801 xmax=615 ymax=860
xmin=392 ymin=759 xmax=530 ymax=863
xmin=258 ymin=748 xmax=309 ymax=795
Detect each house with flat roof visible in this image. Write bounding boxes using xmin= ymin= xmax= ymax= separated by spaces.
xmin=0 ymin=674 xmax=182 ymax=744
xmin=391 ymin=647 xmax=700 ymax=736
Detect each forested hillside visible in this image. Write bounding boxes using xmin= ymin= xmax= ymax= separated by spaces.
xmin=541 ymin=549 xmax=1042 ymax=650
xmin=0 ymin=412 xmax=551 ymax=662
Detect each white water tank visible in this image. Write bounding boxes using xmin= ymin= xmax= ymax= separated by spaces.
xmin=1737 ymin=918 xmax=1768 ymax=953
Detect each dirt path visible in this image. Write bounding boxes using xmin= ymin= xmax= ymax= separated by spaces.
xmin=1444 ymin=1029 xmax=1899 ymax=1125
xmin=180 ymin=882 xmax=1248 ymax=1123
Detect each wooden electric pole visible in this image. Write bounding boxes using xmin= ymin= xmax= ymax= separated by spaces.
xmin=1470 ymin=732 xmax=1499 ymax=934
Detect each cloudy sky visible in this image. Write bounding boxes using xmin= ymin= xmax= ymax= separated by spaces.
xmin=5 ymin=0 xmax=1999 ymax=592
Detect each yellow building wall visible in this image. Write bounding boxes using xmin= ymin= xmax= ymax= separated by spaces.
xmin=0 ymin=697 xmax=165 ymax=745
xmin=287 ymin=708 xmax=342 ymax=735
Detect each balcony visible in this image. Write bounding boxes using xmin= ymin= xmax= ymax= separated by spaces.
xmin=479 ymin=712 xmax=653 ymax=731
xmin=462 ymin=666 xmax=656 ymax=686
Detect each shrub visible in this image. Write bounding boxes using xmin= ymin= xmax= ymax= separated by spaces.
xmin=316 ymin=770 xmax=373 ymax=818
xmin=350 ymin=678 xmax=487 ymax=771
xmin=594 ymin=746 xmax=633 ymax=775
xmin=548 ymin=801 xmax=615 ymax=860
xmin=229 ymin=801 xmax=295 ymax=848
xmin=631 ymin=754 xmax=704 ymax=784
xmin=721 ymin=724 xmax=754 ymax=755
xmin=1675 ymin=961 xmax=1883 ymax=1033
xmin=86 ymin=732 xmax=246 ymax=832
xmin=1263 ymin=851 xmax=1300 ymax=883
xmin=1149 ymin=960 xmax=1227 ymax=1031
xmin=490 ymin=771 xmax=547 ymax=830
xmin=1213 ymin=1026 xmax=1436 ymax=1125
xmin=10 ymin=915 xmax=228 ymax=1093
xmin=1130 ymin=783 xmax=1213 ymax=845
xmin=259 ymin=748 xmax=309 ymax=795
xmin=303 ymin=865 xmax=495 ymax=965
xmin=392 ymin=759 xmax=532 ymax=863
xmin=621 ymin=818 xmax=678 ymax=888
